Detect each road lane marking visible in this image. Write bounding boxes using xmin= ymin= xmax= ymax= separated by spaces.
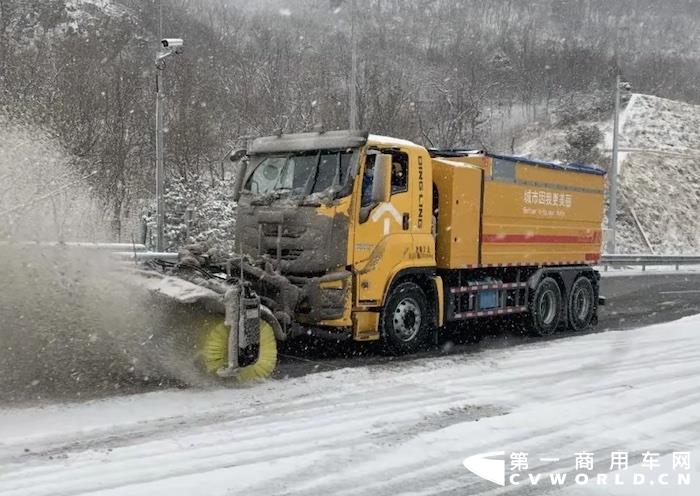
xmin=659 ymin=290 xmax=700 ymax=295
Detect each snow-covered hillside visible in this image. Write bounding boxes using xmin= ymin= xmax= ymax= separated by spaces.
xmin=519 ymin=94 xmax=700 ymax=255
xmin=1 ymin=314 xmax=699 ymax=495
xmin=617 ymin=94 xmax=700 ymax=154
xmin=62 ymin=0 xmax=137 ymax=34
xmin=66 ymin=0 xmax=128 ymax=19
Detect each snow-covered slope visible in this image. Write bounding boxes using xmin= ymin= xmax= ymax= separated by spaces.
xmin=1 ymin=314 xmax=700 ymax=495
xmin=603 ymin=95 xmax=700 ymax=254
xmin=619 ymin=94 xmax=700 ymax=154
xmin=519 ymin=94 xmax=700 ymax=254
xmin=66 ymin=0 xmax=129 ymax=19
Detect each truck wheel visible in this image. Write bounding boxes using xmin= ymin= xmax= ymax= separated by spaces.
xmin=381 ymin=281 xmax=428 ymax=355
xmin=568 ymin=276 xmax=595 ymax=331
xmin=528 ymin=277 xmax=562 ymax=336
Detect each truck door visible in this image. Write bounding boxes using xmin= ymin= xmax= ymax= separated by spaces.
xmin=352 ymin=147 xmax=414 ymax=306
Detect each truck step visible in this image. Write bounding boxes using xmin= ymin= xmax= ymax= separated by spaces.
xmin=453 ymin=306 xmax=528 ymax=319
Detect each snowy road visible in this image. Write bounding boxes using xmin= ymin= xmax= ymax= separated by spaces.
xmin=1 ymin=314 xmax=700 ymax=495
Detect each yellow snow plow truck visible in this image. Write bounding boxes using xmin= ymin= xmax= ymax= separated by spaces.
xmin=143 ymin=130 xmax=606 ymax=381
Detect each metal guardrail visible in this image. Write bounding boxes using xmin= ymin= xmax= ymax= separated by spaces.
xmin=112 ymin=251 xmax=179 ymax=262
xmin=0 ymin=241 xmax=148 ymax=251
xmin=600 ymin=254 xmax=700 ymax=271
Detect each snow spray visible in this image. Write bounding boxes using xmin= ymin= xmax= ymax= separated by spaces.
xmin=0 ymin=120 xmax=204 ymax=404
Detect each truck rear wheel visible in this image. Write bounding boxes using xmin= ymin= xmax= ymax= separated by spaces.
xmin=568 ymin=276 xmax=595 ymax=331
xmin=527 ymin=277 xmax=562 ymax=336
xmin=381 ymin=281 xmax=428 ymax=355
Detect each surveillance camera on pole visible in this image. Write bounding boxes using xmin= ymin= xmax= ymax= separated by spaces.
xmin=161 ymin=38 xmax=184 ymax=53
xmin=154 ymin=37 xmax=184 ymax=252
xmin=157 ymin=38 xmax=184 ymax=65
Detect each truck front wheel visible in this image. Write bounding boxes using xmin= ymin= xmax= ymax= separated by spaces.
xmin=381 ymin=281 xmax=428 ymax=355
xmin=527 ymin=277 xmax=562 ymax=336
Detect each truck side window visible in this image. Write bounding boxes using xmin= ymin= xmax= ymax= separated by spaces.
xmin=360 ymin=153 xmax=376 ymax=207
xmin=387 ymin=150 xmax=408 ymax=195
xmin=359 ymin=149 xmax=408 ymax=223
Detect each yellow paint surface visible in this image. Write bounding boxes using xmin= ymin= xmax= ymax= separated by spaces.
xmin=433 ymin=158 xmax=483 ymax=268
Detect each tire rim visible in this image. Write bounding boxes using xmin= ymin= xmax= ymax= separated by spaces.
xmin=572 ymin=286 xmax=590 ymax=321
xmin=393 ymin=297 xmax=422 ymax=342
xmin=539 ymin=289 xmax=557 ymax=326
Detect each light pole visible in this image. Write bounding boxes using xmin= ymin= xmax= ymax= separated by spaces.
xmin=349 ymin=0 xmax=358 ymax=130
xmin=154 ymin=38 xmax=183 ymax=252
xmin=331 ymin=0 xmax=359 ymax=129
xmin=608 ymin=75 xmax=631 ymax=254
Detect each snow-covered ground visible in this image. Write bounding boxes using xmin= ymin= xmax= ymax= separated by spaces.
xmin=2 ymin=315 xmax=700 ymax=495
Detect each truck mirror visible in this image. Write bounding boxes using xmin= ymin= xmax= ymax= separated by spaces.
xmin=230 ymin=149 xmax=247 ymax=162
xmin=232 ymin=157 xmax=249 ymax=203
xmin=371 ymin=154 xmax=392 ymax=204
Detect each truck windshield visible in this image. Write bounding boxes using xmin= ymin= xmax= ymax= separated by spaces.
xmin=244 ymin=149 xmax=355 ymax=197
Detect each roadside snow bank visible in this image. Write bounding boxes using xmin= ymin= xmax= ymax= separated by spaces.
xmin=1 ymin=314 xmax=700 ymax=495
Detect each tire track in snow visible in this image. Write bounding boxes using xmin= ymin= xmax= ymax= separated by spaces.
xmin=0 ymin=387 xmax=507 ymax=495
xmin=0 ymin=378 xmax=496 ymax=465
xmin=282 ymin=345 xmax=700 ymax=495
xmin=308 ymin=392 xmax=700 ymax=496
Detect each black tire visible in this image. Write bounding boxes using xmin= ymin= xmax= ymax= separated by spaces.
xmin=527 ymin=277 xmax=563 ymax=336
xmin=568 ymin=276 xmax=595 ymax=331
xmin=381 ymin=281 xmax=429 ymax=355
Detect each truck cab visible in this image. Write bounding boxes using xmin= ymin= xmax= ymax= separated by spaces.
xmin=235 ymin=130 xmax=440 ymax=351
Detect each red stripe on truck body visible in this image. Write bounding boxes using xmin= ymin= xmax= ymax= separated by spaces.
xmin=482 ymin=232 xmax=600 ymax=244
